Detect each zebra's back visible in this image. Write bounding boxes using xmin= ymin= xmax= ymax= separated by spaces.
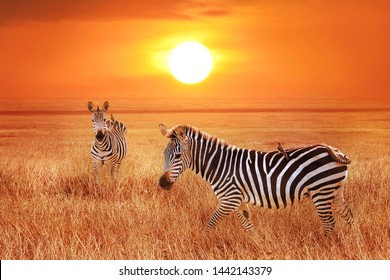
xmin=106 ymin=119 xmax=127 ymax=161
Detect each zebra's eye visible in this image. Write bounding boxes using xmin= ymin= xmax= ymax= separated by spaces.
xmin=174 ymin=153 xmax=181 ymax=159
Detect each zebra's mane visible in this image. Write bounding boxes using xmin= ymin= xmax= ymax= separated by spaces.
xmin=174 ymin=125 xmax=351 ymax=165
xmin=182 ymin=125 xmax=232 ymax=149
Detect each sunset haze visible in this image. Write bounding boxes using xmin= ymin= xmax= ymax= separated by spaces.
xmin=0 ymin=0 xmax=389 ymax=105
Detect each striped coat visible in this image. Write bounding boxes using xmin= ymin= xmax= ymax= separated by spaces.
xmin=159 ymin=124 xmax=353 ymax=233
xmin=88 ymin=101 xmax=127 ymax=180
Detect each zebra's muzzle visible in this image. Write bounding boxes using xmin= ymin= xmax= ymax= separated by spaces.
xmin=96 ymin=130 xmax=104 ymax=141
xmin=159 ymin=173 xmax=174 ymax=190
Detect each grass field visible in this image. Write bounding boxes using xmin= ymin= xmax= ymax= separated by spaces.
xmin=0 ymin=106 xmax=389 ymax=259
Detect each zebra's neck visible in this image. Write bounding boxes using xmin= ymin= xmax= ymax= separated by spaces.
xmin=187 ymin=127 xmax=233 ymax=185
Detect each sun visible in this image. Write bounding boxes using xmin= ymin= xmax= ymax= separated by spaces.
xmin=168 ymin=41 xmax=213 ymax=84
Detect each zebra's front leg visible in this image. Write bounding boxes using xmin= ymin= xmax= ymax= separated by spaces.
xmin=206 ymin=197 xmax=242 ymax=232
xmin=110 ymin=163 xmax=121 ymax=181
xmin=235 ymin=203 xmax=255 ymax=232
xmin=92 ymin=160 xmax=102 ymax=182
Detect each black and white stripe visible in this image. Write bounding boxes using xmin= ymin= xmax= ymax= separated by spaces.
xmin=159 ymin=124 xmax=353 ymax=233
xmin=88 ymin=101 xmax=127 ymax=180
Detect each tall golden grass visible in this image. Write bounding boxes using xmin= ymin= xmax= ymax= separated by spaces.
xmin=0 ymin=110 xmax=389 ymax=259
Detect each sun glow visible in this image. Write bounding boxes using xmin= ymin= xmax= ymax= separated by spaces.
xmin=168 ymin=42 xmax=213 ymax=84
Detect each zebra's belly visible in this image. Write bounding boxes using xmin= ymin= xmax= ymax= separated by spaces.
xmin=244 ymin=192 xmax=305 ymax=209
xmin=243 ymin=190 xmax=301 ymax=209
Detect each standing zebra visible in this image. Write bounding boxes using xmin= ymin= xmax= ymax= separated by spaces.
xmin=158 ymin=124 xmax=353 ymax=234
xmin=88 ymin=101 xmax=127 ymax=180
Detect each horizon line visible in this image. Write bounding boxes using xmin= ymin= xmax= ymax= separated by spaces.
xmin=1 ymin=107 xmax=390 ymax=116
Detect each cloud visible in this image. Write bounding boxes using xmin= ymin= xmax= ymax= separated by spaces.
xmin=178 ymin=1 xmax=231 ymax=18
xmin=0 ymin=0 xmax=235 ymax=24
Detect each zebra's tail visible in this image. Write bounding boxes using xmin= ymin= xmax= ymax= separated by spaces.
xmin=324 ymin=145 xmax=351 ymax=164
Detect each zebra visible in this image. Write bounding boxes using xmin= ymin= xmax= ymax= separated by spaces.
xmin=158 ymin=124 xmax=353 ymax=234
xmin=87 ymin=101 xmax=127 ymax=180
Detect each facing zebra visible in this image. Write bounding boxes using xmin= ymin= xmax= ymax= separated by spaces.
xmin=88 ymin=101 xmax=128 ymax=180
xmin=159 ymin=124 xmax=353 ymax=234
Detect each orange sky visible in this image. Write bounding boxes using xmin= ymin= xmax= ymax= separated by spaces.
xmin=0 ymin=0 xmax=389 ymax=104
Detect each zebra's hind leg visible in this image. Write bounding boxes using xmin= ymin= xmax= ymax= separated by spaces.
xmin=333 ymin=189 xmax=354 ymax=226
xmin=312 ymin=192 xmax=336 ymax=234
xmin=235 ymin=203 xmax=255 ymax=233
xmin=206 ymin=197 xmax=242 ymax=232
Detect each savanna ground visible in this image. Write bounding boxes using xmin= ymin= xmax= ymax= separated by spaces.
xmin=0 ymin=104 xmax=389 ymax=259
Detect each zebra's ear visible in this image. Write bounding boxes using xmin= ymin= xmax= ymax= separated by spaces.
xmin=87 ymin=102 xmax=94 ymax=112
xmin=159 ymin=124 xmax=168 ymax=136
xmin=103 ymin=101 xmax=109 ymax=112
xmin=175 ymin=126 xmax=187 ymax=143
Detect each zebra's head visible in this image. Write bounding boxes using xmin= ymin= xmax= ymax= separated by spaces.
xmin=88 ymin=101 xmax=109 ymax=142
xmin=159 ymin=124 xmax=191 ymax=190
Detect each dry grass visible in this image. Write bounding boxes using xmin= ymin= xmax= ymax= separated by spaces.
xmin=0 ymin=109 xmax=389 ymax=260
